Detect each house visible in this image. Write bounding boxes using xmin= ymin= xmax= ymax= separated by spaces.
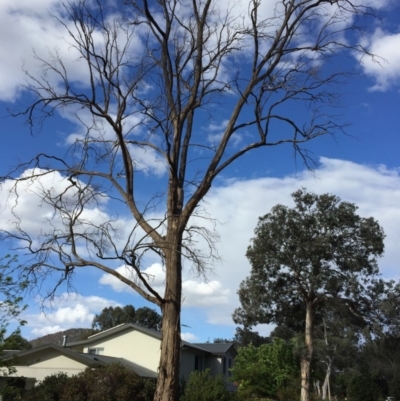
xmin=2 ymin=323 xmax=236 ymax=390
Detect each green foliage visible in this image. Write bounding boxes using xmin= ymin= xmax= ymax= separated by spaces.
xmin=23 ymin=364 xmax=155 ymax=401
xmin=347 ymin=373 xmax=385 ymax=401
xmin=180 ymin=369 xmax=234 ymax=401
xmin=0 ymin=255 xmax=29 ymax=374
xmin=92 ymin=305 xmax=161 ymax=331
xmin=234 ymin=189 xmax=385 ymax=330
xmin=1 ymin=377 xmax=27 ymax=401
xmin=233 ymin=327 xmax=270 ymax=347
xmin=389 ymin=370 xmax=400 ymax=400
xmin=3 ymin=333 xmax=32 ymax=350
xmin=231 ymin=338 xmax=299 ymax=399
xmin=23 ymin=373 xmax=69 ymax=401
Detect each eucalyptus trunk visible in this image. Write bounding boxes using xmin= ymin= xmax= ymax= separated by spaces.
xmin=154 ymin=219 xmax=183 ymax=401
xmin=301 ymin=301 xmax=314 ymax=401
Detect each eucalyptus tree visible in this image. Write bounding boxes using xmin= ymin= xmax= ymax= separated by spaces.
xmin=0 ymin=1 xmax=382 ymax=400
xmin=92 ymin=305 xmax=161 ymax=331
xmin=233 ymin=189 xmax=385 ymax=401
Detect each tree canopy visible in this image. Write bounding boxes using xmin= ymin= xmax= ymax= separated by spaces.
xmin=92 ymin=305 xmax=161 ymax=331
xmin=233 ymin=189 xmax=387 ymax=401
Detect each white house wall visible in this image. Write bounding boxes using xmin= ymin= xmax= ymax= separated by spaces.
xmin=12 ymin=353 xmax=87 ymax=382
xmin=82 ymin=328 xmax=160 ymax=373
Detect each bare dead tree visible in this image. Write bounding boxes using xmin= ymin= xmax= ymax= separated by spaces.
xmin=1 ymin=0 xmax=379 ymax=400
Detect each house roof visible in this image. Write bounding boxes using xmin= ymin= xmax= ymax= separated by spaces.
xmin=192 ymin=343 xmax=236 ymax=355
xmin=67 ymin=323 xmax=162 ymax=347
xmin=67 ymin=323 xmax=226 ymax=355
xmin=10 ymin=343 xmax=157 ymax=378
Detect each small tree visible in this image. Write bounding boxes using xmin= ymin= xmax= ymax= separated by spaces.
xmin=0 ymin=255 xmax=28 ymax=374
xmin=180 ymin=369 xmax=233 ymax=401
xmin=233 ymin=189 xmax=386 ymax=401
xmin=231 ymin=338 xmax=299 ymax=399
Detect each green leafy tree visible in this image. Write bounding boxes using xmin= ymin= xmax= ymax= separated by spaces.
xmin=1 ymin=1 xmax=382 ymax=399
xmin=180 ymin=369 xmax=233 ymax=401
xmin=233 ymin=327 xmax=270 ymax=348
xmin=0 ymin=255 xmax=29 ymax=374
xmin=2 ymin=333 xmax=32 ymax=351
xmin=233 ymin=189 xmax=386 ymax=401
xmin=133 ymin=307 xmax=162 ymax=331
xmin=92 ymin=305 xmax=161 ymax=331
xmin=231 ymin=338 xmax=299 ymax=399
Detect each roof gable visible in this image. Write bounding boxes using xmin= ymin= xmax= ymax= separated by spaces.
xmin=67 ymin=323 xmax=162 ymax=348
xmin=192 ymin=343 xmax=236 ymax=355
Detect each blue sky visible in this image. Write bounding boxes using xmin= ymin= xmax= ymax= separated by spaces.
xmin=0 ymin=0 xmax=400 ymax=343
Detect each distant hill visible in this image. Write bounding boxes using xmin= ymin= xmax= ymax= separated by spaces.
xmin=29 ymin=328 xmax=97 ymax=348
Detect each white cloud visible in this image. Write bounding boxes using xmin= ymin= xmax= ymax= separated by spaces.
xmin=99 ymin=263 xmax=230 ymax=308
xmin=0 ymin=169 xmax=112 ymax=244
xmin=31 ymin=325 xmax=65 ymax=337
xmin=0 ymin=0 xmax=146 ymax=102
xmin=181 ymin=332 xmax=199 ymax=342
xmin=182 ymin=281 xmax=229 ymax=307
xmin=359 ymin=28 xmax=400 ymax=91
xmin=99 ymin=263 xmax=165 ymax=294
xmin=0 ymin=0 xmax=85 ymax=101
xmin=3 ymin=0 xmax=393 ymax=103
xmin=25 ymin=292 xmax=121 ymax=339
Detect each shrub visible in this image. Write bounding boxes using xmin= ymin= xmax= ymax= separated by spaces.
xmin=23 ymin=363 xmax=155 ymax=401
xmin=1 ymin=377 xmax=27 ymax=401
xmin=23 ymin=372 xmax=69 ymax=401
xmin=180 ymin=369 xmax=234 ymax=401
xmin=347 ymin=373 xmax=383 ymax=401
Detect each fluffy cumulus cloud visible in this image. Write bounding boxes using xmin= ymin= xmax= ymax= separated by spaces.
xmin=0 ymin=0 xmax=83 ymax=101
xmin=98 ymin=263 xmax=230 ymax=308
xmin=360 ymin=28 xmax=400 ymax=91
xmin=1 ymin=0 xmax=396 ymax=103
xmin=25 ymin=293 xmax=121 ymax=338
xmin=0 ymin=169 xmax=114 ymax=247
xmin=181 ymin=332 xmax=199 ymax=342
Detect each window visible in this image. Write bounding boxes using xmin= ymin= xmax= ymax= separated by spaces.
xmin=222 ymin=357 xmax=226 ymax=375
xmin=228 ymin=358 xmax=232 ymax=376
xmin=88 ymin=348 xmax=104 ymax=355
xmin=194 ymin=355 xmax=203 ymax=371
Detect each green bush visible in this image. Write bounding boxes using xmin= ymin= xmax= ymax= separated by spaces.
xmin=347 ymin=373 xmax=383 ymax=401
xmin=23 ymin=363 xmax=155 ymax=401
xmin=231 ymin=339 xmax=299 ymax=400
xmin=180 ymin=369 xmax=234 ymax=401
xmin=1 ymin=377 xmax=27 ymax=401
xmin=23 ymin=372 xmax=69 ymax=401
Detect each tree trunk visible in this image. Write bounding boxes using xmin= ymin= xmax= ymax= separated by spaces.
xmin=300 ymin=301 xmax=314 ymax=401
xmin=322 ymin=361 xmax=331 ymax=400
xmin=314 ymin=380 xmax=321 ymax=398
xmin=153 ymin=227 xmax=182 ymax=401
